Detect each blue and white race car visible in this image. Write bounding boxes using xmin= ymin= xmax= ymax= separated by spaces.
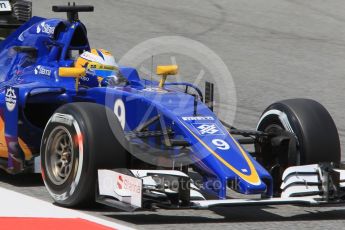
xmin=0 ymin=4 xmax=344 ymax=211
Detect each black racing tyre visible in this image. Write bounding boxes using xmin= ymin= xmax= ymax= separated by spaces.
xmin=256 ymin=98 xmax=340 ymax=167
xmin=41 ymin=102 xmax=128 ymax=207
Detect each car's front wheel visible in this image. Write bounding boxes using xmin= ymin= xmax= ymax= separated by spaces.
xmin=256 ymin=98 xmax=340 ymax=194
xmin=41 ymin=102 xmax=128 ymax=207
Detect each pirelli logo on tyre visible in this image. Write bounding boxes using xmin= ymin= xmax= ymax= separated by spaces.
xmin=0 ymin=1 xmax=11 ymax=12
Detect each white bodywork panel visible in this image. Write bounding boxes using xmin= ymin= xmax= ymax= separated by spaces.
xmin=98 ymin=170 xmax=142 ymax=208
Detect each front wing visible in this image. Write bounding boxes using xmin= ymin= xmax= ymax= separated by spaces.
xmin=96 ymin=163 xmax=345 ymax=211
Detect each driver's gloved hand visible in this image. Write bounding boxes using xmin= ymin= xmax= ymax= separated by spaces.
xmin=100 ymin=76 xmax=121 ymax=87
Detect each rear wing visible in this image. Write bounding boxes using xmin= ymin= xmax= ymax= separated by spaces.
xmin=0 ymin=0 xmax=32 ymax=40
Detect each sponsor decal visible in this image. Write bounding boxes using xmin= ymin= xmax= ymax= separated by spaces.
xmin=114 ymin=174 xmax=141 ymax=197
xmin=182 ymin=116 xmax=214 ymax=121
xmin=212 ymin=138 xmax=230 ymax=150
xmin=37 ymin=22 xmax=55 ymax=35
xmin=80 ymin=52 xmax=101 ymax=62
xmin=98 ymin=170 xmax=142 ymax=207
xmin=5 ymin=87 xmax=16 ymax=112
xmin=114 ymin=99 xmax=126 ymax=129
xmin=34 ymin=65 xmax=52 ymax=76
xmin=80 ymin=76 xmax=90 ymax=81
xmin=142 ymin=87 xmax=168 ymax=93
xmin=193 ymin=123 xmax=224 ymax=135
xmin=117 ymin=175 xmax=123 ymax=189
xmin=0 ymin=1 xmax=11 ymax=12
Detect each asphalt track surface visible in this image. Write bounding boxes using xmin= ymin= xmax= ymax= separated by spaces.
xmin=1 ymin=0 xmax=345 ymax=229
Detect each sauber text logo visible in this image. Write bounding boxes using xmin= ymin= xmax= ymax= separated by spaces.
xmin=34 ymin=65 xmax=51 ymax=76
xmin=115 ymin=175 xmax=141 ymax=194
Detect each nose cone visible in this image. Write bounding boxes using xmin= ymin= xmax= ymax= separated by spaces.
xmin=176 ymin=112 xmax=272 ymax=197
xmin=234 ymin=177 xmax=267 ymax=194
xmin=203 ymin=154 xmax=270 ymax=197
xmin=195 ymin=141 xmax=272 ymax=197
xmin=210 ymin=159 xmax=268 ymax=195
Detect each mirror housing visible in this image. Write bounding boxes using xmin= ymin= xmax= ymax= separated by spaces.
xmin=156 ymin=65 xmax=178 ymax=88
xmin=59 ymin=67 xmax=86 ymax=78
xmin=156 ymin=65 xmax=178 ymax=76
xmin=58 ymin=67 xmax=86 ymax=91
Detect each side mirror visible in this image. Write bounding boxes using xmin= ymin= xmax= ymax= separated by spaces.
xmin=156 ymin=65 xmax=178 ymax=76
xmin=58 ymin=67 xmax=86 ymax=91
xmin=156 ymin=65 xmax=178 ymax=88
xmin=59 ymin=67 xmax=86 ymax=77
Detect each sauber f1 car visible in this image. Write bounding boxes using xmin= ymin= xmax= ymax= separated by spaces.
xmin=0 ymin=4 xmax=344 ymax=211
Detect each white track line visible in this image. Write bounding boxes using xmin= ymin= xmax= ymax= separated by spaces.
xmin=0 ymin=187 xmax=136 ymax=230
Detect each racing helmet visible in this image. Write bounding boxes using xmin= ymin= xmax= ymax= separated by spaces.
xmin=75 ymin=48 xmax=119 ymax=78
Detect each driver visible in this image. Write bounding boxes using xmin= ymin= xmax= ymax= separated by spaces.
xmin=75 ymin=48 xmax=127 ymax=88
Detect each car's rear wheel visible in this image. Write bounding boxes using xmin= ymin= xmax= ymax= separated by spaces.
xmin=41 ymin=102 xmax=128 ymax=207
xmin=256 ymin=98 xmax=340 ymax=193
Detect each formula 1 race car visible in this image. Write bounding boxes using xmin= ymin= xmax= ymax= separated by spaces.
xmin=1 ymin=4 xmax=345 ymax=211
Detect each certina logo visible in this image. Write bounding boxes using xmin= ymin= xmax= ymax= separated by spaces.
xmin=5 ymin=87 xmax=16 ymax=112
xmin=193 ymin=123 xmax=223 ymax=135
xmin=34 ymin=65 xmax=51 ymax=76
xmin=182 ymin=116 xmax=214 ymax=121
xmin=37 ymin=22 xmax=55 ymax=35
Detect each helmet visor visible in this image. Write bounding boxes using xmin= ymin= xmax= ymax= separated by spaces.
xmin=93 ymin=69 xmax=118 ymax=78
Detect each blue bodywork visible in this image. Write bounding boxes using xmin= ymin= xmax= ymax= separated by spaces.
xmin=0 ymin=16 xmax=273 ymax=199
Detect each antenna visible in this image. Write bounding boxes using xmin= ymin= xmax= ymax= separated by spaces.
xmin=150 ymin=55 xmax=153 ymax=90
